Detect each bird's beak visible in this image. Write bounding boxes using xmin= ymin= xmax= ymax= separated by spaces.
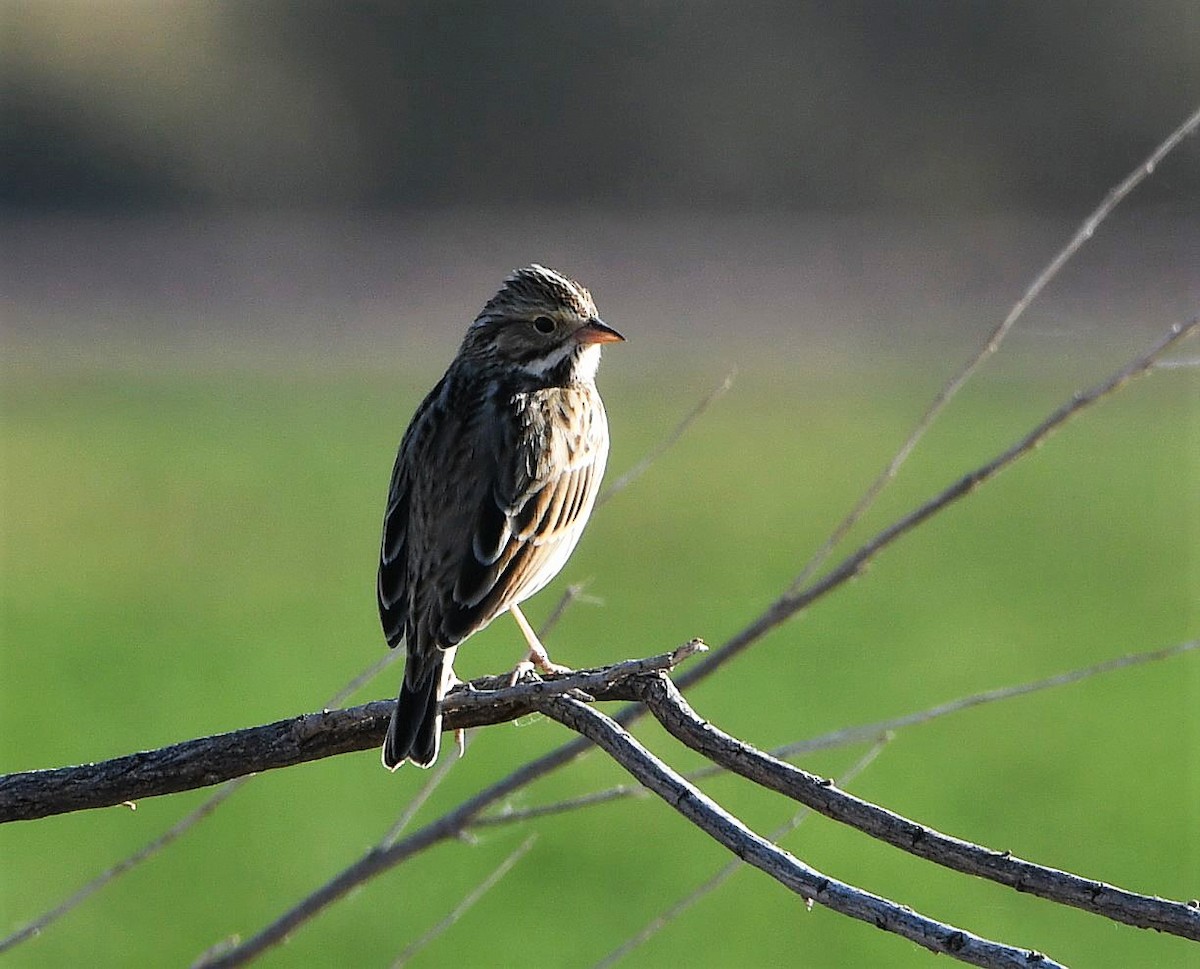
xmin=575 ymin=318 xmax=625 ymax=345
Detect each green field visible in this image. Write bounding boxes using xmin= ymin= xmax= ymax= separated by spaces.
xmin=2 ymin=351 xmax=1197 ymax=968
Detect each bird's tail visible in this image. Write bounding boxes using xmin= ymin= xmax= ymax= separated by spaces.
xmin=382 ymin=650 xmax=446 ymax=770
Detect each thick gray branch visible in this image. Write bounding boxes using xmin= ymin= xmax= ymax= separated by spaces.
xmin=539 ymin=694 xmax=1060 ymax=969
xmin=0 ymin=643 xmax=704 ymax=824
xmin=634 ymin=672 xmax=1200 ymax=942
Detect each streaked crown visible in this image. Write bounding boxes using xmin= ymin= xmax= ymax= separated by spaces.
xmin=473 ymin=265 xmax=597 ymax=330
xmin=460 ymin=265 xmax=620 ymax=381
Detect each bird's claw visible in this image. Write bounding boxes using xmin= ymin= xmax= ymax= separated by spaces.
xmin=508 ymin=661 xmax=540 ymax=686
xmin=508 ymin=654 xmax=573 ymax=687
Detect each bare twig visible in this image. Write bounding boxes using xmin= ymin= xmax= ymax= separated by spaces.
xmin=598 ymin=370 xmax=734 ymax=506
xmin=596 ymin=736 xmax=891 ymax=968
xmin=0 ymin=778 xmax=244 ymax=954
xmin=195 ymin=732 xmax=604 ymax=967
xmin=381 ymin=754 xmax=459 ymax=847
xmin=472 ymin=783 xmax=650 ymax=828
xmin=679 ymin=315 xmax=1200 ymax=690
xmin=0 ymin=700 xmax=386 ymax=824
xmin=787 ymin=102 xmax=1200 ymax=595
xmin=391 ymin=835 xmax=537 ymax=968
xmin=772 ymin=638 xmax=1200 ymax=759
xmin=324 ymin=649 xmax=405 ymax=711
xmin=635 ymin=673 xmax=1200 ymax=941
xmin=200 ymin=643 xmax=1200 ymax=966
xmin=1153 ymin=355 xmax=1200 ymax=370
xmin=536 ymin=581 xmax=596 ymax=640
xmin=540 ymin=694 xmax=1060 ymax=969
xmin=185 ymin=638 xmax=1200 ymax=961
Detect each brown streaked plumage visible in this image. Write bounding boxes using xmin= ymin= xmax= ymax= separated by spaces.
xmin=378 ymin=265 xmax=623 ymax=768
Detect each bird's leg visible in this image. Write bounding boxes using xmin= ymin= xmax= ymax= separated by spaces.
xmin=508 ymin=603 xmax=573 ymax=684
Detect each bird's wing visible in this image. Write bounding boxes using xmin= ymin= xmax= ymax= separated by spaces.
xmin=377 ymin=378 xmax=448 ymax=649
xmin=439 ymin=387 xmax=607 ymax=645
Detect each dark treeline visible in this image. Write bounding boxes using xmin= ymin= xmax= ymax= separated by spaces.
xmin=3 ymin=1 xmax=1198 ymax=213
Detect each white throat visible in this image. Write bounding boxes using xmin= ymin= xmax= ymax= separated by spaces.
xmin=573 ymin=344 xmax=602 ymax=382
xmin=517 ymin=343 xmax=602 ymax=383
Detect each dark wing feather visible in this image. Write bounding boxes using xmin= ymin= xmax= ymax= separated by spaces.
xmin=377 ymin=377 xmax=448 ymax=649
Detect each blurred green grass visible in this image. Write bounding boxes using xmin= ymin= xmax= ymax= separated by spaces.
xmin=1 ymin=355 xmax=1197 ymax=968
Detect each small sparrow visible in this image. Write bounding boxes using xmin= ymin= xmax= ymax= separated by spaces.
xmin=378 ymin=265 xmax=624 ymax=768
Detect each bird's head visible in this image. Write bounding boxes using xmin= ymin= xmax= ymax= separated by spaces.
xmin=462 ymin=265 xmax=624 ymax=383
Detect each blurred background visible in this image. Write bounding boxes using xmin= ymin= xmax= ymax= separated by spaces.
xmin=2 ymin=3 xmax=1198 ymax=967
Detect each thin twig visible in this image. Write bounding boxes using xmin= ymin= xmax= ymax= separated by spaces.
xmin=598 ymin=370 xmax=734 ymax=506
xmin=190 ymin=631 xmax=1200 ymax=963
xmin=324 ymin=649 xmax=405 ymax=711
xmin=1153 ymin=355 xmax=1200 ymax=370
xmin=636 ymin=673 xmax=1200 ymax=941
xmin=787 ymin=102 xmax=1200 ymax=595
xmin=0 ymin=779 xmax=244 ymax=954
xmin=472 ymin=783 xmax=650 ymax=828
xmin=678 ymin=315 xmax=1200 ymax=690
xmin=381 ymin=755 xmax=459 ymax=847
xmin=194 ymin=732 xmax=601 ymax=967
xmin=596 ymin=736 xmax=891 ymax=968
xmin=771 ymin=638 xmax=1200 ymax=760
xmin=536 ymin=582 xmax=595 ymax=640
xmin=541 ymin=695 xmax=1060 ymax=969
xmin=391 ymin=835 xmax=537 ymax=968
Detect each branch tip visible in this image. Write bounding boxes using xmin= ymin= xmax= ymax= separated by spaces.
xmin=670 ymin=638 xmax=709 ymax=665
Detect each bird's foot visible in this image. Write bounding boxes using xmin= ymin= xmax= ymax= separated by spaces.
xmin=508 ymin=660 xmax=538 ymax=687
xmin=507 ymin=651 xmax=573 ymax=686
xmin=525 ymin=644 xmax=572 ymax=677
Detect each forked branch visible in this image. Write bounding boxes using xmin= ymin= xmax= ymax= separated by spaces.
xmin=539 ymin=694 xmax=1062 ymax=969
xmin=196 ymin=638 xmax=1200 ymax=968
xmin=632 ymin=673 xmax=1200 ymax=941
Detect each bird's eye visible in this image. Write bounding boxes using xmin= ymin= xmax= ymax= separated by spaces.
xmin=532 ymin=316 xmax=557 ymax=334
